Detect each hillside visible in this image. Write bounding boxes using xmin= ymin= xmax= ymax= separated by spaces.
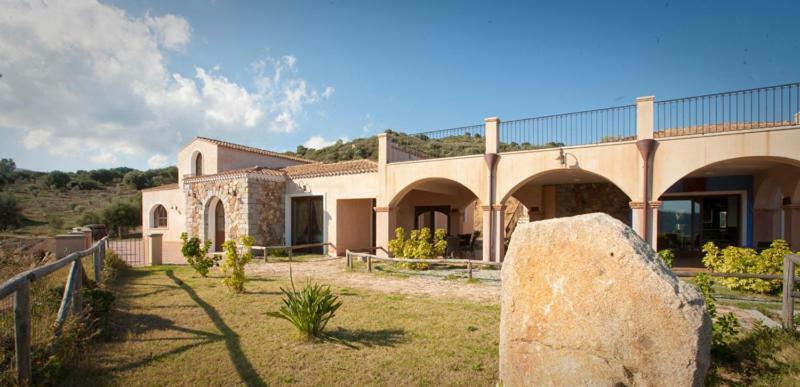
xmin=286 ymin=130 xmax=564 ymax=162
xmin=0 ymin=162 xmax=176 ymax=237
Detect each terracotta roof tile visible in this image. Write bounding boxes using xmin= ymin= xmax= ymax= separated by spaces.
xmin=183 ymin=166 xmax=284 ymax=183
xmin=141 ymin=183 xmax=179 ymax=192
xmin=282 ymin=159 xmax=378 ymax=178
xmin=196 ymin=137 xmax=316 ymax=164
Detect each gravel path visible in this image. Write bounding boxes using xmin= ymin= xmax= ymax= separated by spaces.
xmin=247 ymin=258 xmax=501 ymax=303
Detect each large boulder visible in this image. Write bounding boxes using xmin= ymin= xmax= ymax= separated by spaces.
xmin=500 ymin=213 xmax=711 ymax=386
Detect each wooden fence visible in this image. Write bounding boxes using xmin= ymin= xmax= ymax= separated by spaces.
xmin=345 ymin=250 xmax=502 ymax=279
xmin=209 ymin=242 xmax=338 ymax=261
xmin=0 ymin=237 xmax=108 ymax=385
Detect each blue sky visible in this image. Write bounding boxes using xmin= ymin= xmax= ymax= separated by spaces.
xmin=0 ymin=0 xmax=798 ymax=171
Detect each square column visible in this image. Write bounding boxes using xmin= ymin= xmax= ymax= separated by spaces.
xmin=374 ymin=206 xmax=396 ymax=257
xmin=648 ymin=201 xmax=661 ymax=250
xmin=629 ymin=201 xmax=646 ymax=240
xmin=785 ymin=204 xmax=800 ymax=250
xmin=481 ymin=205 xmax=492 ymax=261
xmin=493 ymin=204 xmax=506 ymax=262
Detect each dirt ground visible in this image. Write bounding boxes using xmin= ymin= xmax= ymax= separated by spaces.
xmin=247 ymin=257 xmax=501 ymax=303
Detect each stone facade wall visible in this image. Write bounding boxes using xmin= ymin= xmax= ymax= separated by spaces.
xmin=184 ymin=178 xmax=250 ymax=242
xmin=555 ymin=182 xmax=631 ymax=225
xmin=247 ymin=179 xmax=285 ymax=246
xmin=184 ymin=177 xmax=286 ymax=247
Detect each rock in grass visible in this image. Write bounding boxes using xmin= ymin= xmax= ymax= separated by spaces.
xmin=499 ymin=213 xmax=711 ymax=386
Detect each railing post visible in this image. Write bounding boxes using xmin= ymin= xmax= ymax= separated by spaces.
xmin=288 ymin=248 xmax=293 ymax=262
xmin=468 ymin=260 xmax=473 ymax=279
xmin=484 ymin=117 xmax=500 ymax=154
xmin=93 ymin=243 xmax=103 ymax=283
xmin=14 ymin=281 xmax=31 ymax=386
xmin=73 ymin=261 xmax=83 ymax=314
xmin=368 ymin=255 xmax=372 ymax=273
xmin=782 ymin=255 xmax=796 ymax=330
xmin=346 ymin=250 xmax=351 ymax=270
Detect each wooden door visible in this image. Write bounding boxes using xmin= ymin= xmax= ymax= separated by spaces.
xmin=215 ymin=201 xmax=225 ymax=251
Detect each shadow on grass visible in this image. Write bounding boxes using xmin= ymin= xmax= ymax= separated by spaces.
xmin=165 ymin=269 xmax=267 ymax=387
xmin=707 ymin=326 xmax=800 ymax=385
xmin=326 ymin=327 xmax=407 ymax=349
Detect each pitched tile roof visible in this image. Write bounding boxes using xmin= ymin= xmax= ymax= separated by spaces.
xmin=282 ymin=159 xmax=378 ymax=178
xmin=183 ymin=166 xmax=285 ymax=183
xmin=196 ymin=137 xmax=316 ymax=164
xmin=141 ymin=183 xmax=179 ymax=192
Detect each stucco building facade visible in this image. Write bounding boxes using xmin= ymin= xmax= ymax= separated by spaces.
xmin=142 ymin=83 xmax=800 ymax=264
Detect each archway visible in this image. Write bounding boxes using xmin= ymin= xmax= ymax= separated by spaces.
xmin=502 ymin=168 xmax=633 ymax=232
xmin=192 ymin=151 xmax=204 ymax=176
xmin=655 ymin=156 xmax=800 ymax=262
xmin=389 ymin=178 xmax=482 ymax=258
xmin=205 ymin=197 xmax=226 ymax=252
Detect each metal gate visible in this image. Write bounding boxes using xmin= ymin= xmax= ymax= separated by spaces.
xmin=107 ymin=238 xmax=146 ymax=266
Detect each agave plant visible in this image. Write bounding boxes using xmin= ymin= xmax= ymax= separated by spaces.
xmin=271 ymin=271 xmax=342 ymax=339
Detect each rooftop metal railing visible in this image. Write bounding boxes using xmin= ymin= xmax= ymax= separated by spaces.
xmin=654 ymin=82 xmax=800 ymax=138
xmin=499 ymin=105 xmax=637 ymax=150
xmin=387 ymin=124 xmax=485 ymax=162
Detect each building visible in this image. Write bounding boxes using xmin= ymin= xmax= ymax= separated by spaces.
xmin=142 ymin=83 xmax=800 ymax=264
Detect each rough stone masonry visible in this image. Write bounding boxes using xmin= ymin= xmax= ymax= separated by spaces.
xmin=499 ymin=213 xmax=711 ymax=386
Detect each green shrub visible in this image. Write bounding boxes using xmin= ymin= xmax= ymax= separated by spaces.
xmin=180 ymin=232 xmax=216 ymax=277
xmin=702 ymin=240 xmax=796 ymax=294
xmin=103 ymin=249 xmax=130 ymax=281
xmin=694 ymin=273 xmax=740 ymax=349
xmin=0 ymin=192 xmax=21 ymax=230
xmin=220 ymin=236 xmax=254 ymax=293
xmin=270 ymin=279 xmax=342 ymax=340
xmin=47 ymin=214 xmax=65 ymax=232
xmin=657 ymin=249 xmax=674 ymax=268
xmin=270 ymin=248 xmax=288 ymax=257
xmin=387 ymin=226 xmax=447 ymax=270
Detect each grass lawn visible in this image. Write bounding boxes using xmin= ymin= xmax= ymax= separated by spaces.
xmin=64 ymin=265 xmax=500 ymax=386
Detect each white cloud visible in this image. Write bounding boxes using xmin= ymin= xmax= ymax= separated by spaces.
xmin=303 ymin=135 xmax=349 ymax=149
xmin=90 ymin=151 xmax=118 ymax=165
xmin=145 ymin=13 xmax=191 ymax=52
xmin=147 ymin=154 xmax=171 ymax=168
xmin=0 ymin=0 xmax=332 ymax=167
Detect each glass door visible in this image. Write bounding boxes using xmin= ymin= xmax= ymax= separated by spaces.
xmin=657 ymin=199 xmax=701 ymax=257
xmin=291 ymin=196 xmax=324 ymax=254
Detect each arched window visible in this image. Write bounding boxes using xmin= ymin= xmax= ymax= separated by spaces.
xmin=194 ymin=153 xmax=203 ymax=176
xmin=153 ymin=205 xmax=168 ymax=228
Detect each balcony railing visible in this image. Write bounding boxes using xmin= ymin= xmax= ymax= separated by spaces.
xmin=654 ymin=83 xmax=800 ymax=138
xmin=387 ymin=125 xmax=485 ymax=162
xmin=499 ymin=105 xmax=637 ymax=151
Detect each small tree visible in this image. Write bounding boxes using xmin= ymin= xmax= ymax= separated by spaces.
xmin=220 ymin=236 xmax=254 ymax=293
xmin=44 ymin=171 xmax=70 ymax=189
xmin=102 ymin=200 xmax=140 ymax=237
xmin=0 ymin=192 xmax=21 ymax=230
xmin=180 ymin=232 xmax=216 ymax=277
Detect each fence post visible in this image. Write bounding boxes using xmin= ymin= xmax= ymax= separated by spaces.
xmin=288 ymin=248 xmax=293 ymax=262
xmin=468 ymin=260 xmax=473 ymax=279
xmin=783 ymin=255 xmax=796 ymax=330
xmin=368 ymin=256 xmax=372 ymax=273
xmin=14 ymin=281 xmax=31 ymax=385
xmin=345 ymin=250 xmax=351 ymax=270
xmin=93 ymin=243 xmax=103 ymax=283
xmin=73 ymin=261 xmax=83 ymax=314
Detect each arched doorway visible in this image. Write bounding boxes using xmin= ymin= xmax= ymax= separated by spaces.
xmin=205 ymin=197 xmax=226 ymax=252
xmin=389 ymin=178 xmax=482 ymax=258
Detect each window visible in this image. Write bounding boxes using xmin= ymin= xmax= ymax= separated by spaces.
xmin=153 ymin=205 xmax=168 ymax=228
xmin=194 ymin=153 xmax=203 ymax=176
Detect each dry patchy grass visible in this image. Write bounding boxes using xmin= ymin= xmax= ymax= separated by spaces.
xmin=64 ymin=265 xmax=500 ymax=386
